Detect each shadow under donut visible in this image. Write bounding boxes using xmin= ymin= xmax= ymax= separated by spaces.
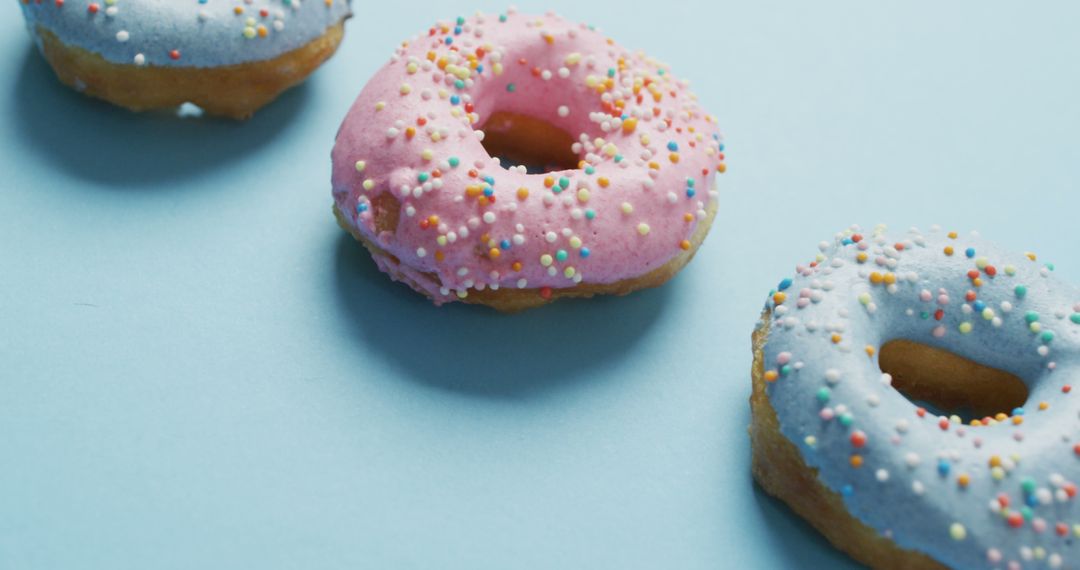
xmin=331 ymin=233 xmax=673 ymax=399
xmin=750 ymin=479 xmax=865 ymax=569
xmin=12 ymin=48 xmax=308 ymax=188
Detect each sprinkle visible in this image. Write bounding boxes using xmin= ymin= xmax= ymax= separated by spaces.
xmin=950 ymin=523 xmax=967 ymax=541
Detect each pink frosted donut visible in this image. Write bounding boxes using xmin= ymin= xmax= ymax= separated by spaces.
xmin=332 ymin=10 xmax=725 ymax=311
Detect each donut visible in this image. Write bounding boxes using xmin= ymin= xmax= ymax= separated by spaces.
xmin=751 ymin=224 xmax=1080 ymax=569
xmin=331 ymin=10 xmax=726 ymax=312
xmin=18 ymin=0 xmax=352 ymax=118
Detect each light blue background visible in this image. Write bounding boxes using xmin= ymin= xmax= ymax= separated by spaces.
xmin=3 ymin=2 xmax=1079 ymax=568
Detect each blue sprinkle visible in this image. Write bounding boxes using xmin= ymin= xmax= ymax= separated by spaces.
xmin=778 ymin=278 xmax=793 ymax=291
xmin=450 ymin=95 xmax=461 ymax=105
xmin=667 ymin=141 xmax=679 ymax=152
xmin=500 ymin=240 xmax=511 ymax=250
xmin=965 ymin=247 xmax=976 ymax=258
xmin=937 ymin=459 xmax=951 ymax=476
xmin=841 ymin=485 xmax=854 ymax=497
xmin=580 ymin=247 xmax=591 ymax=258
xmin=686 ymin=188 xmax=696 ymax=198
xmin=356 ymin=203 xmax=368 ymax=213
xmin=1012 ymin=407 xmax=1025 ymax=416
xmin=973 ymin=300 xmax=986 ymax=312
xmin=444 ymin=37 xmax=453 ymax=45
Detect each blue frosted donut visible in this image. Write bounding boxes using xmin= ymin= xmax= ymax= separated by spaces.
xmin=752 ymin=224 xmax=1080 ymax=569
xmin=18 ymin=0 xmax=352 ymax=117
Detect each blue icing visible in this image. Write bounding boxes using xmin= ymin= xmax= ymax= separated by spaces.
xmin=19 ymin=0 xmax=351 ymax=68
xmin=758 ymin=225 xmax=1080 ymax=569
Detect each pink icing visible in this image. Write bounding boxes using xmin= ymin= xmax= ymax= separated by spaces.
xmin=331 ymin=10 xmax=725 ymax=304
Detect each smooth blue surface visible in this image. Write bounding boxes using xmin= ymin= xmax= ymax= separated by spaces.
xmin=2 ymin=2 xmax=1079 ymax=569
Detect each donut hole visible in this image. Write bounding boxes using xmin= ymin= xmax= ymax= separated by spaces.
xmin=879 ymin=339 xmax=1029 ymax=423
xmin=480 ymin=111 xmax=580 ymax=173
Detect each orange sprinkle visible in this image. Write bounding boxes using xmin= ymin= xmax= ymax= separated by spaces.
xmin=856 ymin=252 xmax=868 ymax=263
xmin=543 ymin=176 xmax=555 ymax=188
xmin=883 ymin=272 xmax=897 ymax=285
xmin=517 ymin=187 xmax=529 ymax=200
xmin=944 ymin=246 xmax=954 ymax=256
xmin=764 ymin=370 xmax=779 ymax=382
xmin=773 ymin=292 xmax=787 ymax=305
xmin=865 ymin=345 xmax=876 ymax=357
xmin=958 ymin=474 xmax=971 ymax=488
xmin=680 ymin=240 xmax=691 ymax=251
xmin=869 ymin=272 xmax=884 ymax=285
xmin=598 ymin=177 xmax=610 ymax=188
xmin=831 ymin=333 xmax=842 ymax=344
xmin=850 ymin=455 xmax=863 ymax=468
xmin=511 ymin=262 xmax=523 ymax=272
xmin=948 ymin=231 xmax=958 ymax=239
xmin=488 ymin=248 xmax=501 ymax=259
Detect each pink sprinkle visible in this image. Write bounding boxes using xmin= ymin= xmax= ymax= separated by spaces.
xmin=797 ymin=298 xmax=810 ymax=308
xmin=920 ymin=289 xmax=932 ymax=302
xmin=987 ymin=549 xmax=1002 ymax=564
xmin=937 ymin=294 xmax=950 ymax=305
xmin=933 ymin=325 xmax=946 ymax=338
xmin=1032 ymin=518 xmax=1047 ymax=533
xmin=776 ymin=352 xmax=792 ymax=365
xmin=820 ymin=408 xmax=835 ymax=421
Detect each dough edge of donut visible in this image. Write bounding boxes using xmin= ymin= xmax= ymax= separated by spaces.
xmin=750 ymin=313 xmax=950 ymax=570
xmin=31 ymin=22 xmax=345 ymax=119
xmin=334 ymin=198 xmax=718 ymax=313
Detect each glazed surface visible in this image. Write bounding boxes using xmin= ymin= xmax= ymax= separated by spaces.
xmin=18 ymin=0 xmax=351 ymax=68
xmin=758 ymin=225 xmax=1080 ymax=569
xmin=331 ymin=10 xmax=725 ymax=305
